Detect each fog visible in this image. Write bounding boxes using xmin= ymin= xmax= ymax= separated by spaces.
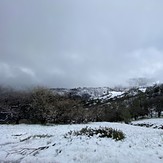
xmin=1 ymin=0 xmax=163 ymax=88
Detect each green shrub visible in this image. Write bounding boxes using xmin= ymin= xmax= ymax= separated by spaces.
xmin=64 ymin=126 xmax=125 ymax=141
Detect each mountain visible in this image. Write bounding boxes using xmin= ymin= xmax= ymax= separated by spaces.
xmin=51 ymin=84 xmax=163 ymax=121
xmin=51 ymin=86 xmax=146 ymax=102
xmin=0 ymin=84 xmax=162 ymax=124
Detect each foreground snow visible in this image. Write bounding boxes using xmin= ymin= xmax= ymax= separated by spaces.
xmin=0 ymin=119 xmax=163 ymax=163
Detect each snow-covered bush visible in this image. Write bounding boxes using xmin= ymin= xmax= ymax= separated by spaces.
xmin=64 ymin=126 xmax=125 ymax=141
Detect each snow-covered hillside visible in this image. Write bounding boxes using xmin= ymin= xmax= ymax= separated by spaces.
xmin=0 ymin=118 xmax=163 ymax=163
xmin=51 ymin=87 xmax=113 ymax=99
xmin=51 ymin=86 xmax=148 ymax=101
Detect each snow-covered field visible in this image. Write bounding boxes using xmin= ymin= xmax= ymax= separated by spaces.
xmin=0 ymin=119 xmax=163 ymax=163
xmin=131 ymin=118 xmax=163 ymax=129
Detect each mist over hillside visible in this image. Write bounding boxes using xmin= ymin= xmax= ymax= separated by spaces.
xmin=0 ymin=82 xmax=163 ymax=125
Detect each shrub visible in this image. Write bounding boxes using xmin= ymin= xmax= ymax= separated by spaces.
xmin=30 ymin=87 xmax=55 ymax=123
xmin=64 ymin=126 xmax=125 ymax=141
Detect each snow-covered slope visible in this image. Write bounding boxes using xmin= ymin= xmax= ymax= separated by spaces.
xmin=51 ymin=86 xmax=147 ymax=101
xmin=0 ymin=118 xmax=163 ymax=163
xmin=51 ymin=87 xmax=112 ymax=98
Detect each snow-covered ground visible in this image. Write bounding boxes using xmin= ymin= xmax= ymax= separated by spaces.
xmin=131 ymin=118 xmax=163 ymax=129
xmin=0 ymin=119 xmax=163 ymax=163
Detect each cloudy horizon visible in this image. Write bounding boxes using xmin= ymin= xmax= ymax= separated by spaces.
xmin=1 ymin=0 xmax=163 ymax=88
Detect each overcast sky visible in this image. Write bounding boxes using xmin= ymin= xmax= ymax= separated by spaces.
xmin=0 ymin=0 xmax=163 ymax=88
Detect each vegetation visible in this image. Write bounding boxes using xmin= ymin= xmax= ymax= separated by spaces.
xmin=64 ymin=126 xmax=125 ymax=141
xmin=0 ymin=84 xmax=163 ymax=124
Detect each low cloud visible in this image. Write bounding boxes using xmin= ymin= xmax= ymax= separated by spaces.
xmin=0 ymin=0 xmax=163 ymax=88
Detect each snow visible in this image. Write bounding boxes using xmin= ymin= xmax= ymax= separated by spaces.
xmin=52 ymin=87 xmax=125 ymax=100
xmin=139 ymin=88 xmax=146 ymax=93
xmin=132 ymin=118 xmax=163 ymax=128
xmin=109 ymin=91 xmax=124 ymax=98
xmin=0 ymin=119 xmax=163 ymax=163
xmin=95 ymin=91 xmax=124 ymax=102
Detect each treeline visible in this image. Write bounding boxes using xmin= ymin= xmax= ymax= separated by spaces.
xmin=0 ymin=85 xmax=163 ymax=124
xmin=0 ymin=86 xmax=93 ymax=124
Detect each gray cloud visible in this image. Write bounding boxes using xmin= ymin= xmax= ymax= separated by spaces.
xmin=0 ymin=0 xmax=163 ymax=88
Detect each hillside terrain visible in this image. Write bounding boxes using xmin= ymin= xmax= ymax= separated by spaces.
xmin=0 ymin=85 xmax=163 ymax=162
xmin=0 ymin=84 xmax=163 ymax=124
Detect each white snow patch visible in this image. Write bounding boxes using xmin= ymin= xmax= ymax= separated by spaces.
xmin=0 ymin=119 xmax=163 ymax=163
xmin=110 ymin=91 xmax=124 ymax=98
xmin=139 ymin=88 xmax=147 ymax=93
